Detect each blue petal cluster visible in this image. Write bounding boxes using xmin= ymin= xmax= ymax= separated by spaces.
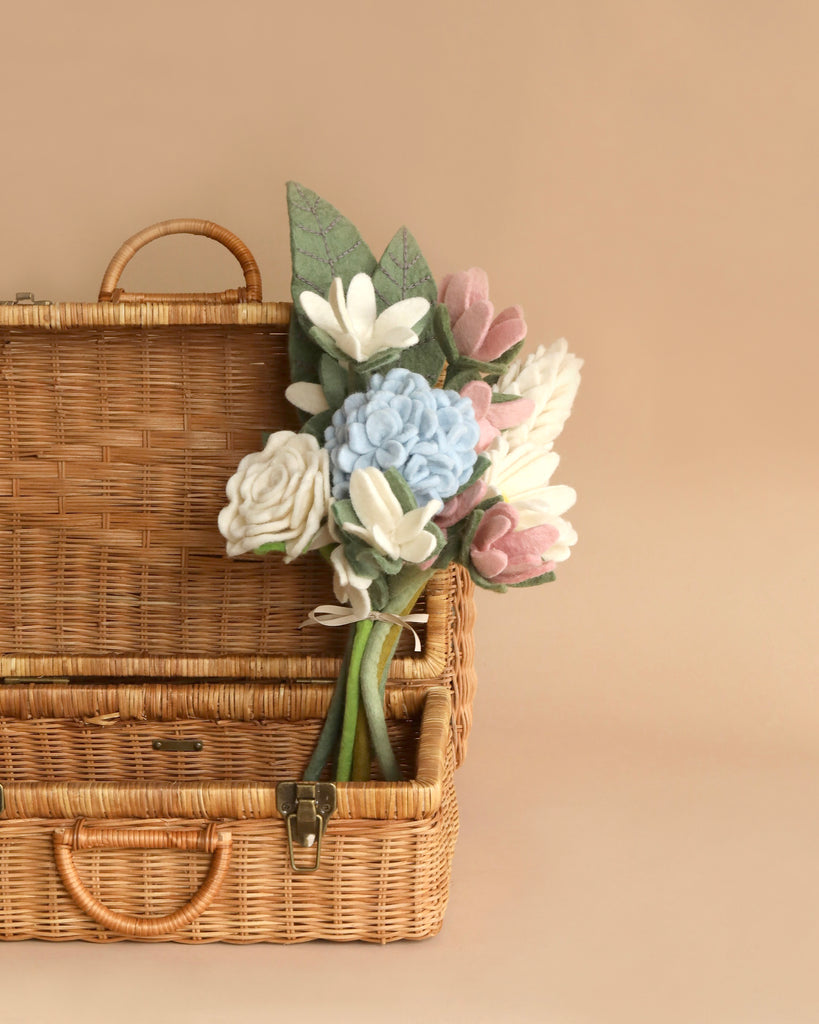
xmin=325 ymin=368 xmax=480 ymax=505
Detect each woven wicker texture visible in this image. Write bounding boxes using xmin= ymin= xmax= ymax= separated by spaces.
xmin=0 ymin=686 xmax=457 ymax=943
xmin=0 ymin=304 xmax=476 ymax=761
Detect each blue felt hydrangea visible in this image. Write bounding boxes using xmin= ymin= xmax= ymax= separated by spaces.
xmin=324 ymin=368 xmax=480 ymax=505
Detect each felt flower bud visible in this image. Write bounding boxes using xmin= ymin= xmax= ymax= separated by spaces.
xmin=299 ymin=273 xmax=429 ymax=363
xmin=218 ymin=431 xmax=330 ymax=560
xmin=493 ymin=339 xmax=583 ymax=450
xmin=460 ymin=380 xmax=534 ymax=453
xmin=341 ymin=466 xmax=441 ymax=564
xmin=470 ymin=502 xmax=560 ymax=585
xmin=438 ymin=267 xmax=527 ymax=362
xmin=330 ymin=544 xmax=372 ymax=619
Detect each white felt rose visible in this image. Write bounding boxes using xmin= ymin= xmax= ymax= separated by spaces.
xmin=493 ymin=339 xmax=583 ymax=450
xmin=484 ymin=437 xmax=577 ymax=562
xmin=341 ymin=466 xmax=441 ymax=563
xmin=299 ymin=273 xmax=430 ymax=363
xmin=218 ymin=431 xmax=330 ymax=560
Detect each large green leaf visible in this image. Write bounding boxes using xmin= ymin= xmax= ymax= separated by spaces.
xmin=287 ymin=181 xmax=377 ymax=315
xmin=372 ymin=226 xmax=437 ymax=311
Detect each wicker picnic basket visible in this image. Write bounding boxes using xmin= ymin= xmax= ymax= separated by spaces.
xmin=0 ymin=219 xmax=476 ymax=942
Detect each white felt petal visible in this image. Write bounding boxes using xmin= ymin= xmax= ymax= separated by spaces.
xmin=374 ymin=296 xmax=430 ymax=335
xmin=372 ymin=325 xmax=419 ymax=353
xmin=393 ymin=503 xmax=438 ymax=544
xmin=328 ymin=277 xmax=356 ymax=338
xmin=349 ymin=467 xmax=402 ymax=531
xmin=399 ymin=529 xmax=436 ymax=564
xmin=345 ymin=273 xmax=377 ymax=341
xmin=299 ymin=290 xmax=340 ymax=336
xmin=285 ymin=382 xmax=330 ymax=415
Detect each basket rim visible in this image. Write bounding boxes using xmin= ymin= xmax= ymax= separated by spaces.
xmin=0 ymin=301 xmax=292 ymax=330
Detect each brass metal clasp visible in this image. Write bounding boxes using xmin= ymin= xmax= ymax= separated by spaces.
xmin=0 ymin=292 xmax=52 ymax=306
xmin=276 ymin=781 xmax=337 ymax=873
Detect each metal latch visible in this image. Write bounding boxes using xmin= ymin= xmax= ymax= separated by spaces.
xmin=1 ymin=292 xmax=52 ymax=306
xmin=276 ymin=781 xmax=337 ymax=873
xmin=152 ymin=738 xmax=204 ymax=752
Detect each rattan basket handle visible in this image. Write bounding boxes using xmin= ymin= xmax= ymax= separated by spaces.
xmin=53 ymin=820 xmax=232 ymax=938
xmin=98 ymin=218 xmax=263 ymax=303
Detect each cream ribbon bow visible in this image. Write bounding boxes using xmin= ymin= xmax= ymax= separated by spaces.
xmin=300 ymin=605 xmax=429 ymax=652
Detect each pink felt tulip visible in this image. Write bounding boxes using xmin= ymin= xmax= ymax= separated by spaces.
xmin=470 ymin=502 xmax=558 ymax=585
xmin=435 ymin=479 xmax=489 ymax=530
xmin=460 ymin=380 xmax=535 ymax=453
xmin=439 ymin=268 xmax=527 ymax=362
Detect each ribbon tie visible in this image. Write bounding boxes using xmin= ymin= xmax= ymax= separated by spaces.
xmin=300 ymin=605 xmax=429 ymax=652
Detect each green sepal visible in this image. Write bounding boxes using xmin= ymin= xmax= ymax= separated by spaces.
xmin=382 ymin=467 xmax=417 ymax=515
xmin=300 ymin=409 xmax=332 ymax=442
xmin=422 ymin=521 xmax=446 ymax=563
xmin=467 ymin=565 xmax=508 ymax=593
xmin=372 ymin=226 xmax=437 ymax=313
xmin=458 ymin=508 xmax=485 ymax=568
xmin=477 ymin=494 xmax=503 ymax=512
xmin=509 ymin=570 xmax=556 ymax=589
xmin=368 ymin=574 xmax=390 ymax=612
xmin=254 ymin=541 xmax=287 ymax=555
xmin=331 ymin=499 xmax=359 ymax=529
xmin=493 ymin=339 xmax=525 ymax=366
xmin=355 ymin=348 xmax=402 ymax=377
xmin=287 ymin=181 xmax=376 ymax=313
xmin=450 ymin=353 xmax=512 ymax=376
xmin=457 ymin=454 xmax=490 ymax=495
xmin=307 ymin=325 xmax=348 ymax=363
xmin=491 ymin=391 xmax=523 ymax=404
xmin=320 ymin=354 xmax=347 ymax=411
xmin=432 ymin=303 xmax=459 ymax=365
xmin=444 ymin=367 xmax=483 ymax=392
xmin=428 ymin=531 xmax=461 ymax=570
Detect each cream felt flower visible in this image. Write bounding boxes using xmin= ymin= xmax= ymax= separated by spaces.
xmin=218 ymin=431 xmax=330 ymax=560
xmin=330 ymin=544 xmax=372 ymax=618
xmin=484 ymin=437 xmax=577 ymax=562
xmin=299 ymin=273 xmax=430 ymax=363
xmin=341 ymin=466 xmax=441 ymax=563
xmin=494 ymin=339 xmax=583 ymax=450
xmin=285 ymin=381 xmax=329 ymax=416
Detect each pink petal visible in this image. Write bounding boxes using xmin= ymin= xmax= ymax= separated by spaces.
xmin=475 ymin=419 xmax=499 ymax=453
xmin=435 ymin=480 xmax=489 ymax=529
xmin=499 ymin=524 xmax=560 ymax=561
xmin=472 ymin=503 xmax=517 ymax=551
xmin=491 ymin=304 xmax=525 ymax=326
xmin=437 ymin=273 xmax=453 ymax=304
xmin=475 ymin=313 xmax=527 ymax=362
xmin=485 ymin=396 xmax=534 ymax=431
xmin=453 ymin=299 xmax=494 ymax=358
xmin=460 ymin=379 xmax=492 ymax=420
xmin=472 ymin=547 xmax=509 ymax=580
xmin=442 ymin=268 xmax=490 ymax=324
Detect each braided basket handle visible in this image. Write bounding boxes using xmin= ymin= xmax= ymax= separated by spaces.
xmin=98 ymin=218 xmax=263 ymax=303
xmin=53 ymin=819 xmax=232 ymax=938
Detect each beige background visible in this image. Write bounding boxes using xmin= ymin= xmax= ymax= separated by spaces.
xmin=2 ymin=1 xmax=818 ymax=1021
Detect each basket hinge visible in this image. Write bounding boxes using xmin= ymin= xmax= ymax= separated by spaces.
xmin=276 ymin=781 xmax=337 ymax=873
xmin=0 ymin=292 xmax=52 ymax=306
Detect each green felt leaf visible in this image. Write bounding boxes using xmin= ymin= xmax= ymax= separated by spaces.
xmin=288 ymin=314 xmax=321 ymax=388
xmin=457 ymin=454 xmax=490 ymax=495
xmin=450 ymin=353 xmax=509 ymax=375
xmin=332 ymin=499 xmax=360 ymax=528
xmin=382 ymin=467 xmax=417 ymax=515
xmin=372 ymin=226 xmax=437 ymax=312
xmin=432 ymin=303 xmax=459 ymax=366
xmin=491 ymin=391 xmax=523 ymax=404
xmin=429 ymin=532 xmax=461 ymax=571
xmin=368 ymin=574 xmax=390 ymax=612
xmin=494 ymin=339 xmax=525 ymax=367
xmin=458 ymin=508 xmax=485 ymax=567
xmin=424 ymin=522 xmax=446 ymax=562
xmin=287 ymin=181 xmax=377 ymax=311
xmin=320 ymin=354 xmax=347 ymax=411
xmin=398 ymin=333 xmax=445 ymax=384
xmin=477 ymin=494 xmax=503 ymax=512
xmin=300 ymin=409 xmax=332 ymax=442
xmin=468 ymin=566 xmax=508 ymax=593
xmin=254 ymin=541 xmax=286 ymax=554
xmin=509 ymin=570 xmax=556 ymax=589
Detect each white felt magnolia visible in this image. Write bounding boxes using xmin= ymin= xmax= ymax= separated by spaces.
xmin=330 ymin=544 xmax=372 ymax=619
xmin=341 ymin=466 xmax=441 ymax=563
xmin=299 ymin=273 xmax=430 ymax=363
xmin=285 ymin=381 xmax=330 ymax=416
xmin=218 ymin=430 xmax=330 ymax=560
xmin=494 ymin=339 xmax=583 ymax=450
xmin=484 ymin=437 xmax=577 ymax=561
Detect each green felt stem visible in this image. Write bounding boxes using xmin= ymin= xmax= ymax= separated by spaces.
xmin=335 ymin=619 xmax=373 ymax=782
xmin=358 ymin=567 xmax=435 ymax=781
xmin=302 ymin=629 xmax=354 ymax=781
xmin=350 ymin=703 xmax=371 ymax=781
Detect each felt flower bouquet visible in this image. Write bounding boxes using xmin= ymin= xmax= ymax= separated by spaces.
xmin=218 ymin=183 xmax=582 ymax=782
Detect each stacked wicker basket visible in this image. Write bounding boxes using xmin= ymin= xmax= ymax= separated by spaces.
xmin=0 ymin=221 xmax=475 ymax=942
